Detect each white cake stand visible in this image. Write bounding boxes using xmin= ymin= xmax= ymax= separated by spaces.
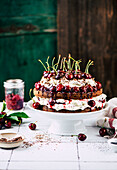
xmin=27 ymin=100 xmax=108 ymax=135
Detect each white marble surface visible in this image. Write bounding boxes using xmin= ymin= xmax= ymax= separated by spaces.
xmin=0 ymin=103 xmax=117 ymax=170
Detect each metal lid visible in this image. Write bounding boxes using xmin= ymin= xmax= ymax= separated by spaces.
xmin=4 ymin=79 xmax=24 ymax=88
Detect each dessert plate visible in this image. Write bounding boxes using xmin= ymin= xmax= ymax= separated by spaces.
xmin=27 ymin=100 xmax=108 ymax=135
xmin=0 ymin=132 xmax=24 ymax=149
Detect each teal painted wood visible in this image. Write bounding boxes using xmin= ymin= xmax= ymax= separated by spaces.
xmin=0 ymin=0 xmax=57 ymax=101
xmin=0 ymin=16 xmax=57 ymax=36
xmin=0 ymin=0 xmax=57 ymax=17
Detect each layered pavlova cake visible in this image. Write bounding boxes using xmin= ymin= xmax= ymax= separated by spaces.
xmin=32 ymin=55 xmax=106 ymax=113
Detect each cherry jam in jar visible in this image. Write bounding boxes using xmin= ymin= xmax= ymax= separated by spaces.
xmin=4 ymin=79 xmax=24 ymax=110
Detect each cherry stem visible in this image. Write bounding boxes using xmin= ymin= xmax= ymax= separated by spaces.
xmin=38 ymin=60 xmax=47 ymax=71
xmin=46 ymin=56 xmax=50 ymax=71
xmin=60 ymin=58 xmax=63 ymax=69
xmin=29 ymin=89 xmax=35 ymax=103
xmin=85 ymin=60 xmax=94 ymax=74
xmin=56 ymin=54 xmax=61 ymax=70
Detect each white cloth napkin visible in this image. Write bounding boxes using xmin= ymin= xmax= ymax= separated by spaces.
xmin=97 ymin=98 xmax=117 ymax=129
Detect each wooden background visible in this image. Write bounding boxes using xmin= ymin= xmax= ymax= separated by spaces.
xmin=0 ymin=0 xmax=117 ymax=101
xmin=0 ymin=0 xmax=57 ymax=101
xmin=58 ymin=0 xmax=117 ymax=100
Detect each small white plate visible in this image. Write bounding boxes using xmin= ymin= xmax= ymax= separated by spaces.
xmin=0 ymin=132 xmax=24 ymax=149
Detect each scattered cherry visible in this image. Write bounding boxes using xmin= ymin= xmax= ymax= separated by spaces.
xmin=5 ymin=120 xmax=11 ymax=128
xmin=99 ymin=127 xmax=107 ymax=137
xmin=88 ymin=100 xmax=96 ymax=107
xmin=78 ymin=133 xmax=87 ymax=141
xmin=29 ymin=123 xmax=36 ymax=130
xmin=112 ymin=107 xmax=117 ymax=118
xmin=32 ymin=102 xmax=40 ymax=109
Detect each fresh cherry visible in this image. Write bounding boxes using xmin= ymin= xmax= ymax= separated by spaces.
xmin=32 ymin=102 xmax=40 ymax=109
xmin=78 ymin=133 xmax=87 ymax=141
xmin=99 ymin=128 xmax=107 ymax=137
xmin=96 ymin=81 xmax=102 ymax=90
xmin=74 ymin=73 xmax=82 ymax=79
xmin=112 ymin=107 xmax=117 ymax=118
xmin=56 ymin=84 xmax=64 ymax=92
xmin=29 ymin=123 xmax=36 ymax=130
xmin=5 ymin=120 xmax=11 ymax=128
xmin=0 ymin=124 xmax=3 ymax=130
xmin=0 ymin=112 xmax=6 ymax=115
xmin=79 ymin=86 xmax=87 ymax=93
xmin=65 ymin=85 xmax=70 ymax=92
xmin=65 ymin=73 xmax=73 ymax=80
xmin=35 ymin=82 xmax=41 ymax=90
xmin=86 ymin=85 xmax=93 ymax=93
xmin=93 ymin=86 xmax=97 ymax=92
xmin=50 ymin=86 xmax=56 ymax=92
xmin=43 ymin=71 xmax=49 ymax=75
xmin=47 ymin=73 xmax=53 ymax=78
xmin=16 ymin=117 xmax=22 ymax=124
xmin=88 ymin=100 xmax=96 ymax=107
xmin=72 ymin=87 xmax=79 ymax=93
xmin=49 ymin=98 xmax=55 ymax=106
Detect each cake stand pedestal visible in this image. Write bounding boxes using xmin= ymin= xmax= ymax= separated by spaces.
xmin=27 ymin=100 xmax=108 ymax=135
xmin=48 ymin=120 xmax=86 ymax=135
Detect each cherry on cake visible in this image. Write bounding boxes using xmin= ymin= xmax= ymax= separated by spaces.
xmin=32 ymin=55 xmax=107 ymax=113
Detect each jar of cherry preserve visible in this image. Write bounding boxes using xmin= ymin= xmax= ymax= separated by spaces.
xmin=4 ymin=79 xmax=24 ymax=110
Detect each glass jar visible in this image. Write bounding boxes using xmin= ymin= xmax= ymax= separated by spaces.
xmin=4 ymin=79 xmax=24 ymax=110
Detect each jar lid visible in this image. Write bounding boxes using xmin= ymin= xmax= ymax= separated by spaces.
xmin=4 ymin=79 xmax=24 ymax=88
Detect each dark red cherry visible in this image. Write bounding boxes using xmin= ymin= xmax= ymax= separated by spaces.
xmin=79 ymin=86 xmax=87 ymax=93
xmin=5 ymin=120 xmax=11 ymax=128
xmin=81 ymin=72 xmax=86 ymax=78
xmin=32 ymin=102 xmax=40 ymax=109
xmin=50 ymin=86 xmax=56 ymax=92
xmin=112 ymin=107 xmax=117 ymax=118
xmin=43 ymin=71 xmax=49 ymax=75
xmin=86 ymin=85 xmax=93 ymax=93
xmin=16 ymin=117 xmax=22 ymax=125
xmin=72 ymin=87 xmax=79 ymax=93
xmin=56 ymin=84 xmax=64 ymax=92
xmin=99 ymin=128 xmax=107 ymax=137
xmin=49 ymin=98 xmax=55 ymax=106
xmin=65 ymin=85 xmax=70 ymax=92
xmin=0 ymin=124 xmax=3 ymax=130
xmin=35 ymin=82 xmax=41 ymax=90
xmin=78 ymin=133 xmax=87 ymax=141
xmin=29 ymin=123 xmax=36 ymax=130
xmin=96 ymin=81 xmax=102 ymax=90
xmin=65 ymin=73 xmax=74 ymax=80
xmin=93 ymin=86 xmax=97 ymax=92
xmin=48 ymin=73 xmax=53 ymax=78
xmin=88 ymin=100 xmax=96 ymax=107
xmin=0 ymin=112 xmax=6 ymax=115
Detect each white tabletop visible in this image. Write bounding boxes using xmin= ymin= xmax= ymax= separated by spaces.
xmin=0 ymin=103 xmax=117 ymax=170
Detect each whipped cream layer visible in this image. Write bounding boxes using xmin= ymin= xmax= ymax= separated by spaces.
xmin=40 ymin=76 xmax=97 ymax=88
xmin=34 ymin=93 xmax=107 ymax=111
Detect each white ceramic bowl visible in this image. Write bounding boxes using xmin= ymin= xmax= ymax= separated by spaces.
xmin=108 ymin=138 xmax=117 ymax=152
xmin=0 ymin=132 xmax=24 ymax=149
xmin=27 ymin=100 xmax=108 ymax=135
